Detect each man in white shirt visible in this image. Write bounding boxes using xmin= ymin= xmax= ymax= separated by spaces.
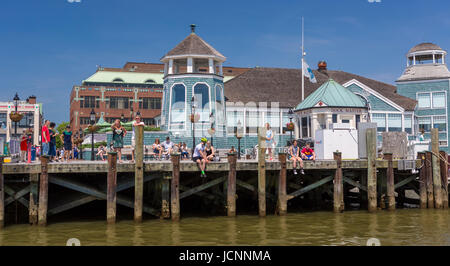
xmin=162 ymin=136 xmax=174 ymax=159
xmin=193 ymin=138 xmax=208 ymax=178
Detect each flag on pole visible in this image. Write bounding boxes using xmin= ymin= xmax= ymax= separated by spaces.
xmin=302 ymin=60 xmax=317 ymax=83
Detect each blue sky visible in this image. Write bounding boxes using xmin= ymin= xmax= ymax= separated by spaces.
xmin=1 ymin=0 xmax=449 ymax=123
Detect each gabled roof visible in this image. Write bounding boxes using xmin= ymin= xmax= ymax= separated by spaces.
xmin=295 ymin=79 xmax=366 ymax=110
xmin=224 ymin=67 xmax=417 ymax=111
xmin=162 ymin=33 xmax=225 ymax=60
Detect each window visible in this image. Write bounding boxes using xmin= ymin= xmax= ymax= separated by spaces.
xmin=388 ymin=114 xmax=402 ymax=132
xmin=17 ymin=112 xmax=34 ymax=128
xmin=226 ymin=111 xmax=244 ymax=135
xmin=433 ymin=116 xmax=447 ymax=132
xmin=215 ymin=85 xmax=225 ymax=125
xmin=139 ymin=97 xmax=161 ymax=110
xmin=194 ymin=83 xmax=210 ymax=122
xmin=417 ymin=93 xmax=431 ymax=108
xmin=372 ymin=113 xmax=386 ymax=132
xmin=170 ymin=84 xmax=186 ymax=129
xmin=145 ymin=79 xmax=156 ymax=84
xmin=282 ymin=112 xmax=290 ymax=134
xmin=404 ymin=114 xmax=413 ymax=134
xmin=332 ymin=114 xmax=338 ymax=124
xmin=301 ymin=117 xmax=308 ymax=137
xmin=418 ymin=117 xmax=432 ymax=132
xmin=80 ymin=117 xmax=97 ymax=125
xmin=432 ymin=92 xmax=446 ymax=108
xmin=266 ymin=112 xmax=280 ymax=134
xmin=246 ymin=111 xmax=261 ymax=134
xmin=80 ymin=96 xmax=98 ymax=108
xmin=108 ymin=97 xmax=131 ymax=109
xmin=0 ymin=113 xmax=6 ymax=128
xmin=113 ymin=78 xmax=124 ymax=83
xmin=142 ymin=118 xmax=155 ymax=126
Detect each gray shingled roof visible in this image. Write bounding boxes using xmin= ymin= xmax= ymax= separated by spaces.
xmin=162 ymin=33 xmax=225 ymax=59
xmin=408 ymin=43 xmax=443 ymax=54
xmin=224 ymin=67 xmax=417 ymax=111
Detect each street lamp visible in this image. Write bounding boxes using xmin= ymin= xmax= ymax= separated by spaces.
xmin=288 ymin=108 xmax=294 ymax=145
xmin=190 ymin=96 xmax=198 ymax=157
xmin=208 ymin=112 xmax=215 ymax=146
xmin=13 ymin=93 xmax=20 ymax=138
xmin=79 ymin=126 xmax=83 ymax=160
xmin=236 ymin=120 xmax=244 ymax=159
xmin=130 ymin=105 xmax=134 ymax=122
xmin=90 ymin=109 xmax=96 ymax=161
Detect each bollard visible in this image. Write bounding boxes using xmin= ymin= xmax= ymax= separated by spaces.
xmin=333 ymin=152 xmax=344 ymax=213
xmin=134 ymin=125 xmax=144 ymax=222
xmin=383 ymin=153 xmax=395 ymax=211
xmin=366 ymin=128 xmax=377 ymax=212
xmin=171 ymin=153 xmax=180 ymax=221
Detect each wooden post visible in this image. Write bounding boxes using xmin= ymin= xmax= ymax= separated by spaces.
xmin=333 ymin=152 xmax=344 ymax=213
xmin=360 ymin=171 xmax=368 ymax=209
xmin=257 ymin=128 xmax=266 ymax=217
xmin=383 ymin=153 xmax=395 ymax=211
xmin=227 ymin=152 xmax=237 ymax=217
xmin=277 ymin=152 xmax=287 ymax=216
xmin=134 ymin=125 xmax=144 ymax=222
xmin=431 ymin=128 xmax=443 ymax=209
xmin=0 ymin=156 xmax=4 ymax=229
xmin=29 ymin=173 xmax=39 ymax=225
xmin=161 ymin=173 xmax=171 ymax=219
xmin=418 ymin=152 xmax=427 ymax=209
xmin=171 ymin=153 xmax=180 ymax=221
xmin=107 ymin=152 xmax=118 ymax=224
xmin=366 ymin=128 xmax=377 ymax=212
xmin=38 ymin=155 xmax=49 ymax=226
xmin=439 ymin=151 xmax=448 ymax=209
xmin=425 ymin=151 xmax=434 ymax=208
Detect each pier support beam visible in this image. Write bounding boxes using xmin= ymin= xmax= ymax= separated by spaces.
xmin=171 ymin=153 xmax=180 ymax=221
xmin=0 ymin=156 xmax=4 ymax=229
xmin=277 ymin=152 xmax=287 ymax=216
xmin=38 ymin=155 xmax=49 ymax=226
xmin=227 ymin=152 xmax=237 ymax=217
xmin=418 ymin=152 xmax=427 ymax=209
xmin=384 ymin=153 xmax=395 ymax=211
xmin=431 ymin=128 xmax=443 ymax=209
xmin=425 ymin=151 xmax=434 ymax=208
xmin=257 ymin=135 xmax=266 ymax=217
xmin=366 ymin=128 xmax=377 ymax=212
xmin=134 ymin=125 xmax=144 ymax=222
xmin=29 ymin=173 xmax=39 ymax=225
xmin=107 ymin=152 xmax=118 ymax=224
xmin=439 ymin=151 xmax=448 ymax=209
xmin=333 ymin=152 xmax=344 ymax=213
xmin=161 ymin=173 xmax=171 ymax=219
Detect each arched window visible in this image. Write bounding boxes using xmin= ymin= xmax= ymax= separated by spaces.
xmin=145 ymin=79 xmax=156 ymax=84
xmin=215 ymin=85 xmax=225 ymax=124
xmin=113 ymin=78 xmax=124 ymax=83
xmin=194 ymin=83 xmax=210 ymax=122
xmin=170 ymin=84 xmax=186 ymax=129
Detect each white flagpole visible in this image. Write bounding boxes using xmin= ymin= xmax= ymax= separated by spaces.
xmin=301 ymin=17 xmax=305 ymax=102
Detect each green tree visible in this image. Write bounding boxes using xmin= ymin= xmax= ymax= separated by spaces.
xmin=55 ymin=122 xmax=69 ymax=149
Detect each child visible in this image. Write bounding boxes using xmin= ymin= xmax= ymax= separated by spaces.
xmin=181 ymin=142 xmax=189 ymax=160
xmin=301 ymin=142 xmax=316 ymax=161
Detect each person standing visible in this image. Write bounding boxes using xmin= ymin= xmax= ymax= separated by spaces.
xmin=111 ymin=119 xmax=127 ymax=163
xmin=60 ymin=125 xmax=73 ymax=162
xmin=49 ymin=122 xmax=58 ymax=162
xmin=20 ymin=131 xmax=28 ymax=162
xmin=193 ymin=138 xmax=208 ymax=178
xmin=131 ymin=115 xmax=145 ymax=163
xmin=41 ymin=120 xmax=50 ymax=156
xmin=265 ymin=123 xmax=275 ymax=161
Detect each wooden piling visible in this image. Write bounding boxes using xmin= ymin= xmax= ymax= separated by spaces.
xmin=366 ymin=128 xmax=377 ymax=212
xmin=107 ymin=152 xmax=118 ymax=224
xmin=417 ymin=152 xmax=427 ymax=209
xmin=134 ymin=125 xmax=144 ymax=222
xmin=257 ymin=128 xmax=266 ymax=217
xmin=384 ymin=153 xmax=395 ymax=211
xmin=431 ymin=128 xmax=443 ymax=209
xmin=0 ymin=156 xmax=4 ymax=229
xmin=227 ymin=152 xmax=237 ymax=217
xmin=277 ymin=152 xmax=287 ymax=216
xmin=425 ymin=151 xmax=434 ymax=208
xmin=29 ymin=173 xmax=39 ymax=225
xmin=333 ymin=152 xmax=344 ymax=213
xmin=38 ymin=155 xmax=49 ymax=226
xmin=161 ymin=173 xmax=171 ymax=219
xmin=171 ymin=153 xmax=180 ymax=221
xmin=439 ymin=151 xmax=448 ymax=209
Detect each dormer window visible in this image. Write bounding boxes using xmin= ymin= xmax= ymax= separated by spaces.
xmin=145 ymin=79 xmax=156 ymax=84
xmin=113 ymin=78 xmax=124 ymax=83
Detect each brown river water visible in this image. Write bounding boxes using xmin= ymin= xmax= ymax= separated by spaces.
xmin=0 ymin=209 xmax=449 ymax=246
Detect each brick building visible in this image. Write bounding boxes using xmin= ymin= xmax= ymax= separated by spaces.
xmin=69 ymin=62 xmax=249 ymax=131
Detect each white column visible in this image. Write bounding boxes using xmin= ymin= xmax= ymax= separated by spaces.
xmin=6 ymin=107 xmax=11 ymax=143
xmin=443 ymin=54 xmax=445 ymax=65
xmin=401 ymin=114 xmax=405 ymax=133
xmin=219 ymin=62 xmax=223 ymax=76
xmin=187 ymin=57 xmax=193 ymax=73
xmin=413 ymin=55 xmax=416 ymax=65
xmin=168 ymin=59 xmax=174 ymax=75
xmin=208 ymin=58 xmax=214 ymax=74
xmin=433 ymin=53 xmax=436 ymax=64
xmin=34 ymin=106 xmax=40 ymax=145
xmin=164 ymin=63 xmax=168 ymax=76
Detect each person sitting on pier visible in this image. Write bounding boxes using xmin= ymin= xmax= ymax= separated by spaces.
xmin=193 ymin=138 xmax=208 ymax=178
xmin=96 ymin=145 xmax=106 ymax=161
xmin=161 ymin=136 xmax=174 ymax=160
xmin=205 ymin=141 xmax=216 ymax=162
xmin=301 ymin=142 xmax=315 ymax=161
xmin=180 ymin=142 xmax=189 ymax=160
xmin=111 ymin=119 xmax=127 ymax=163
xmin=289 ymin=140 xmax=305 ymax=175
xmin=229 ymin=146 xmax=236 ymax=154
xmin=152 ymin=138 xmax=163 ymax=160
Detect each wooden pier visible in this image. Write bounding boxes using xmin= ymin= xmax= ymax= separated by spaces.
xmin=0 ymin=129 xmax=448 ymax=228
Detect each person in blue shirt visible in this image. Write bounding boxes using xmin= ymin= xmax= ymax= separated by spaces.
xmin=289 ymin=140 xmax=304 ymax=175
xmin=265 ymin=123 xmax=275 ymax=161
xmin=59 ymin=125 xmax=73 ymax=162
xmin=193 ymin=138 xmax=208 ymax=177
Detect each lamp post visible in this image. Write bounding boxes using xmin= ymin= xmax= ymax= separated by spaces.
xmin=208 ymin=112 xmax=215 ymax=146
xmin=236 ymin=120 xmax=244 ymax=159
xmin=27 ymin=118 xmax=33 ymax=164
xmin=90 ymin=109 xmax=96 ymax=161
xmin=130 ymin=106 xmax=134 ymax=122
xmin=191 ymin=96 xmax=197 ymax=157
xmin=79 ymin=127 xmax=83 ymax=160
xmin=288 ymin=108 xmax=294 ymax=145
xmin=13 ymin=93 xmax=20 ymax=138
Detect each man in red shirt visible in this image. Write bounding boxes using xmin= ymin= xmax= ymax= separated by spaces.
xmin=301 ymin=142 xmax=316 ymax=161
xmin=41 ymin=120 xmax=50 ymax=156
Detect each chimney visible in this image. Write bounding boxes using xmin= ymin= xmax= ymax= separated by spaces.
xmin=27 ymin=95 xmax=36 ymax=104
xmin=190 ymin=24 xmax=196 ymax=33
xmin=318 ymin=61 xmax=328 ymax=76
